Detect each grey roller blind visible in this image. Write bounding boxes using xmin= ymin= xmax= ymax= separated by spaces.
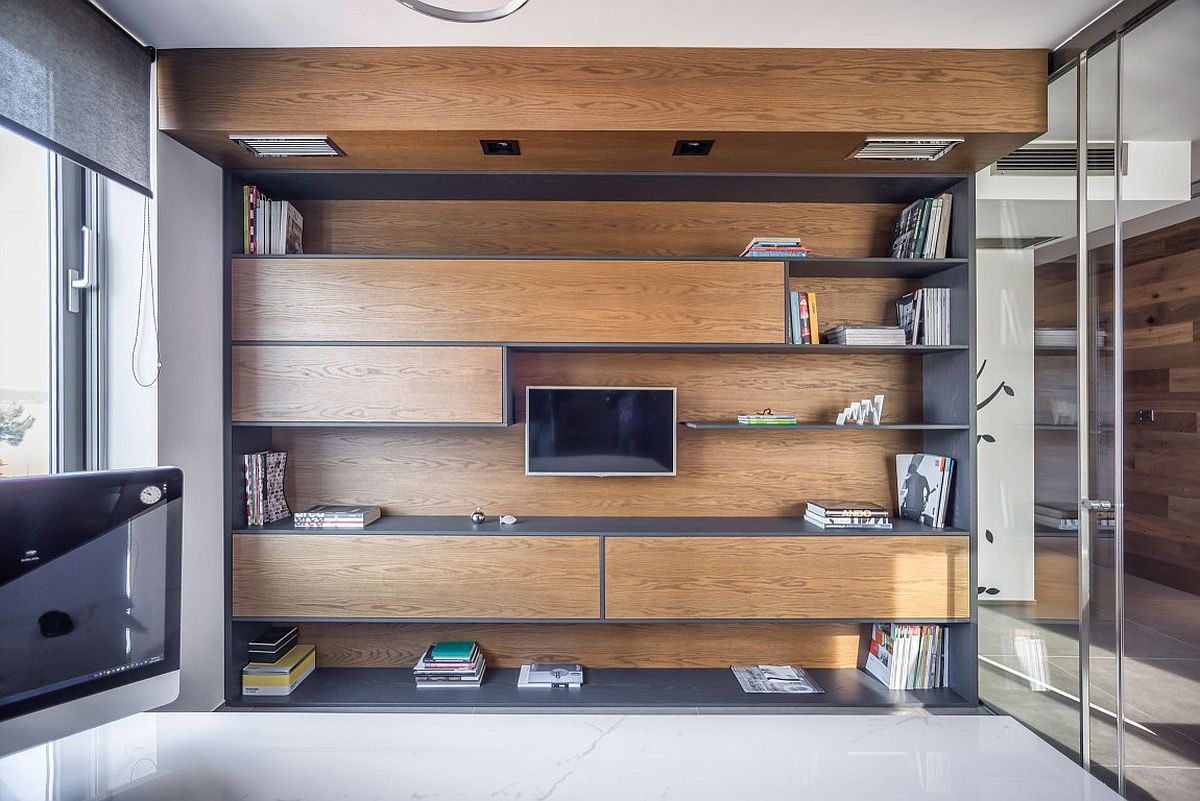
xmin=0 ymin=0 xmax=152 ymax=196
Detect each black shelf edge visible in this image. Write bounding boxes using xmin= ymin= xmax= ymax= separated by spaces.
xmin=228 ymin=170 xmax=970 ymax=204
xmin=222 ymin=667 xmax=972 ymax=710
xmin=231 ymin=341 xmax=969 ymax=355
xmin=232 ymin=514 xmax=971 ymax=537
xmin=232 ymin=421 xmax=510 ymax=429
xmin=232 ymin=616 xmax=972 ymax=625
xmin=682 ymin=422 xmax=968 ymax=430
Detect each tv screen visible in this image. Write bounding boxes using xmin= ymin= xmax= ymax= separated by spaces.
xmin=0 ymin=468 xmax=181 ymax=747
xmin=526 ymin=387 xmax=676 ymax=476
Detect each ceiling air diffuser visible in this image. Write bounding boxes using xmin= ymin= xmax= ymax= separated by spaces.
xmin=230 ymin=135 xmax=344 ymax=158
xmin=849 ymin=138 xmax=964 ymax=162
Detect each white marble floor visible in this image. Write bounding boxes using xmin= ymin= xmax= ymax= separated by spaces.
xmin=0 ymin=712 xmax=1123 ymax=801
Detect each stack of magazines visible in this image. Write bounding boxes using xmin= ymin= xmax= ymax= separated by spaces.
xmin=824 ymin=325 xmax=907 ymax=346
xmin=804 ymin=501 xmax=892 ymax=529
xmin=739 ymin=237 xmax=811 ymax=258
xmin=896 ymin=288 xmax=951 ymax=346
xmin=293 ymin=504 xmax=382 ymax=529
xmin=863 ymin=623 xmax=949 ymax=690
xmin=414 ymin=641 xmax=487 ymax=688
xmin=737 ymin=412 xmax=797 ymax=426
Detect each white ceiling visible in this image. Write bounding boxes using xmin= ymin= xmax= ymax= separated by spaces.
xmin=98 ymin=0 xmax=1114 ymax=49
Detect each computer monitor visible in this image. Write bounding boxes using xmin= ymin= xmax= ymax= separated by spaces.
xmin=0 ymin=468 xmax=182 ymax=755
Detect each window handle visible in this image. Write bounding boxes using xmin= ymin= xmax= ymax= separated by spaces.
xmin=68 ymin=226 xmax=93 ymax=313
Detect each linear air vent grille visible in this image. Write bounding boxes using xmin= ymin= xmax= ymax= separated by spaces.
xmin=992 ymin=143 xmax=1121 ymax=175
xmin=848 ymin=138 xmax=964 ymax=162
xmin=230 ymin=135 xmax=345 ymax=158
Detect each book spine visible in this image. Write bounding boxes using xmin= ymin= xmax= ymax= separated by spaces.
xmin=789 ymin=291 xmax=802 ymax=345
xmin=798 ymin=292 xmax=812 ymax=345
xmin=806 ymin=292 xmax=820 ymax=344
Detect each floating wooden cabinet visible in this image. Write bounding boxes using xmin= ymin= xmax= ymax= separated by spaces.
xmin=231 ymin=258 xmax=784 ymax=343
xmin=232 ymin=534 xmax=601 ymax=619
xmin=603 ymin=536 xmax=970 ymax=620
xmin=231 ymin=345 xmax=505 ymax=424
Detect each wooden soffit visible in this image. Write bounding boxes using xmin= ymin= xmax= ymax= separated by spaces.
xmin=158 ymin=47 xmax=1048 ymax=173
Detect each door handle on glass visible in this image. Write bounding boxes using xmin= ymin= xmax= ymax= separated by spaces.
xmin=1082 ymin=499 xmax=1114 ymax=512
xmin=68 ymin=226 xmax=93 ymax=313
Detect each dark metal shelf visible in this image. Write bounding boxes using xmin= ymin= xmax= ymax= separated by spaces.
xmin=232 ymin=340 xmax=969 ymax=355
xmin=232 ymin=421 xmax=510 ymax=429
xmin=683 ymin=422 xmax=968 ymax=430
xmin=223 ymin=667 xmax=972 ymax=711
xmin=233 ymin=514 xmax=969 ymax=537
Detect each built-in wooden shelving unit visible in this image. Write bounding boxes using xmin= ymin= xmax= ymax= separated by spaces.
xmin=221 ymin=167 xmax=978 ymax=712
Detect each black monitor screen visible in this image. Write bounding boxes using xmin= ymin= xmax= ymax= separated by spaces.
xmin=0 ymin=468 xmax=182 ymax=722
xmin=526 ymin=387 xmax=676 ymax=476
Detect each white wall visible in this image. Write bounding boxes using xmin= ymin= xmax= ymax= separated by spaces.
xmin=103 ymin=179 xmax=159 ymax=468
xmin=155 ymin=133 xmax=224 ymax=711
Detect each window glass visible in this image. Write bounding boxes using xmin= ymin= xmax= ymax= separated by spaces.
xmin=0 ymin=125 xmax=52 ymax=477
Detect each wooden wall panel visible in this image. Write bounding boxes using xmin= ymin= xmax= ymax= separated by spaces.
xmin=511 ymin=351 xmax=922 ymax=423
xmin=605 ymin=536 xmax=970 ymax=620
xmin=298 ymin=622 xmax=865 ymax=668
xmin=1122 ymin=216 xmax=1200 ymax=593
xmin=232 ymin=534 xmax=600 ymax=619
xmin=296 ymin=200 xmax=900 ymax=258
xmin=231 ymin=259 xmax=784 ymax=343
xmin=274 ymin=425 xmax=921 ymax=517
xmin=158 ymin=49 xmax=1046 ymax=172
xmin=232 ymin=345 xmax=504 ymax=423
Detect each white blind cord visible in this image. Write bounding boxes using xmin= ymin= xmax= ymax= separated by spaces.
xmin=131 ymin=196 xmax=161 ymax=387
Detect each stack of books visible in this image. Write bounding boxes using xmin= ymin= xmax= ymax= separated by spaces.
xmin=788 ymin=290 xmax=821 ymax=344
xmin=293 ymin=504 xmax=382 ymax=529
xmin=804 ymin=501 xmax=892 ymax=530
xmin=863 ymin=623 xmax=949 ymax=690
xmin=889 ymin=193 xmax=953 ymax=259
xmin=1035 ymin=502 xmax=1115 ymax=531
xmin=739 ymin=237 xmax=811 ymax=258
xmin=248 ymin=626 xmax=298 ymax=664
xmin=896 ymin=453 xmax=955 ymax=528
xmin=824 ymin=325 xmax=907 ymax=346
xmin=414 ymin=641 xmax=487 ymax=688
xmin=243 ymin=450 xmax=289 ymax=526
xmin=895 ymin=288 xmax=952 ymax=346
xmin=242 ymin=643 xmax=316 ymax=696
xmin=242 ymin=185 xmax=304 ymax=255
xmin=737 ymin=412 xmax=797 ymax=426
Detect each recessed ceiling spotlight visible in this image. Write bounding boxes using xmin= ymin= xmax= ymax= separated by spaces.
xmin=481 ymin=139 xmax=521 ymax=156
xmin=673 ymin=139 xmax=714 ymax=156
xmin=397 ymin=0 xmax=531 ymax=23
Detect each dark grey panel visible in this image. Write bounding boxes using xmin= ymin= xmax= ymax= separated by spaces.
xmin=231 ymin=341 xmax=968 ymax=356
xmin=225 ymin=667 xmax=972 ymax=710
xmin=0 ymin=0 xmax=152 ymax=195
xmin=233 ymin=515 xmax=969 ymax=537
xmin=683 ymin=422 xmax=968 ymax=430
xmin=230 ymin=170 xmax=968 ymax=204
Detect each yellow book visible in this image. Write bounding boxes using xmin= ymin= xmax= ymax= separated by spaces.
xmin=806 ymin=292 xmax=820 ymax=344
xmin=242 ymin=650 xmax=316 ymax=695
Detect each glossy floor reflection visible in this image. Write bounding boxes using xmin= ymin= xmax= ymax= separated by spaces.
xmin=0 ymin=712 xmax=1122 ymax=801
xmin=980 ymin=573 xmax=1200 ymax=801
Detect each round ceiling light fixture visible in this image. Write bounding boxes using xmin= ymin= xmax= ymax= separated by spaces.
xmin=397 ymin=0 xmax=531 ymax=23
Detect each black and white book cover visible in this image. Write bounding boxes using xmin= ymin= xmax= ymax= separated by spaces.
xmin=896 ymin=453 xmax=954 ymax=527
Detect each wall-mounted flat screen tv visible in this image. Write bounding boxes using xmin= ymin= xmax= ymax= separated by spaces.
xmin=526 ymin=387 xmax=677 ymax=476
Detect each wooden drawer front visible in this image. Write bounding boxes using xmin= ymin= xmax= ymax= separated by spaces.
xmin=231 ymin=345 xmax=504 ymax=423
xmin=231 ymin=258 xmax=784 ymax=343
xmin=604 ymin=536 xmax=970 ymax=620
xmin=233 ymin=535 xmax=600 ymax=619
